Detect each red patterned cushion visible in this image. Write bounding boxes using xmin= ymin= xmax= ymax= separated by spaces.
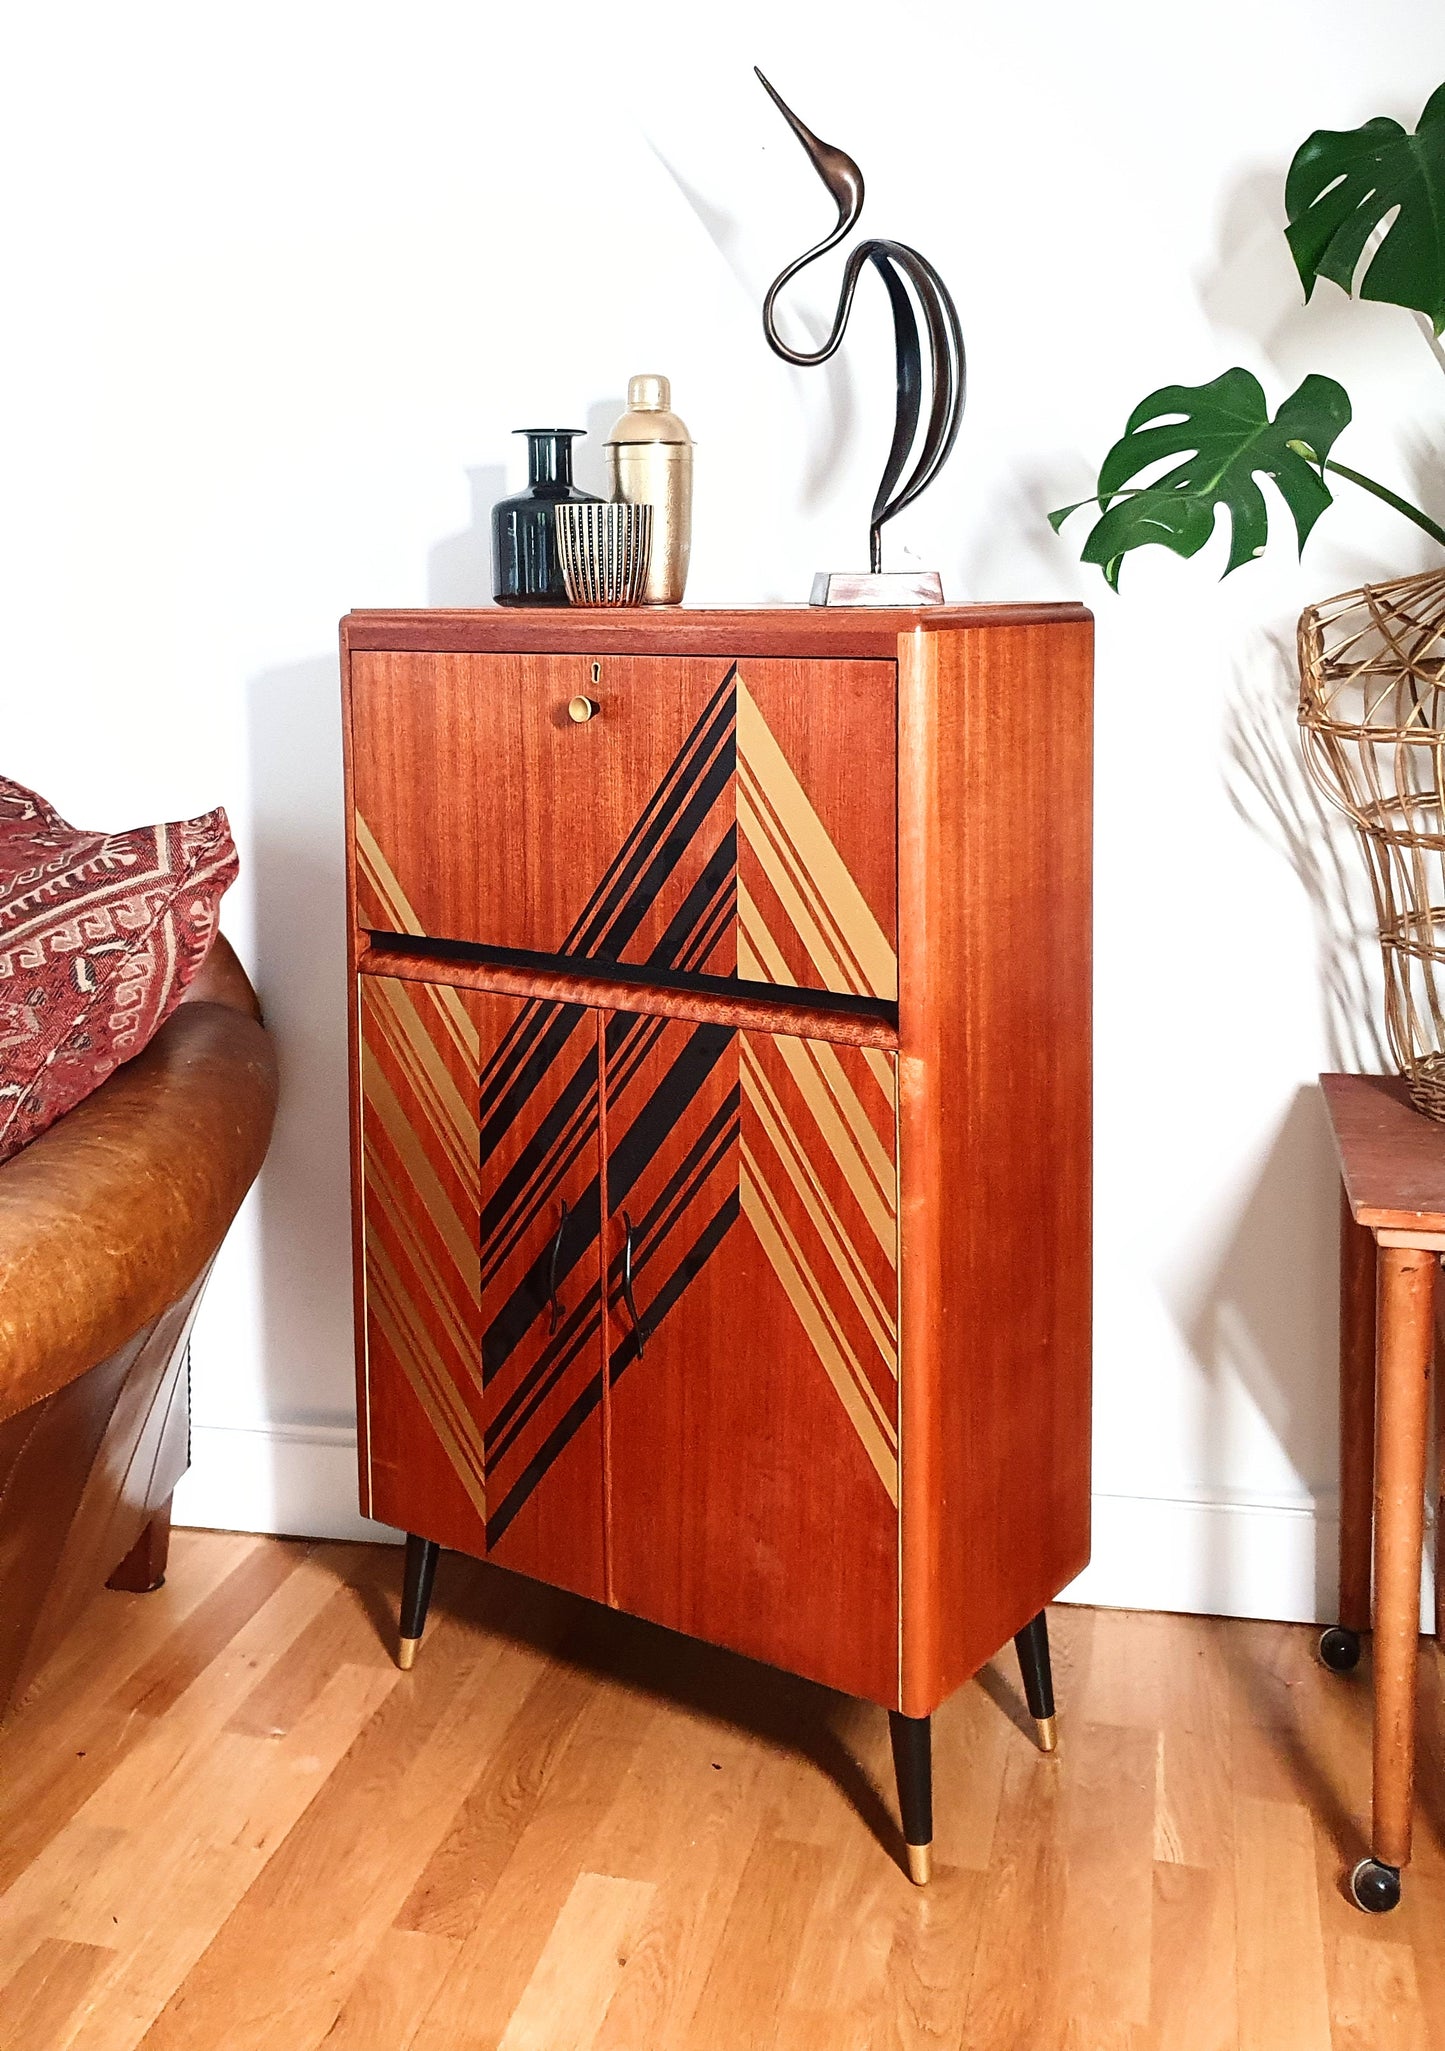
xmin=0 ymin=777 xmax=238 ymax=1163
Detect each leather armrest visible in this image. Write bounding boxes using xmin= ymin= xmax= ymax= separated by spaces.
xmin=0 ymin=1001 xmax=279 ymax=1421
xmin=178 ymin=933 xmax=263 ymax=1020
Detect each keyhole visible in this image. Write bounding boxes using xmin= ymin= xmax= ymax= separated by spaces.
xmin=591 ymin=660 xmax=601 ymax=685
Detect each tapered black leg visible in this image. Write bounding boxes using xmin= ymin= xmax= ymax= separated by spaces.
xmin=398 ymin=1534 xmax=440 ymax=1670
xmin=1014 ymin=1609 xmax=1059 ymax=1752
xmin=888 ymin=1710 xmax=933 ymax=1885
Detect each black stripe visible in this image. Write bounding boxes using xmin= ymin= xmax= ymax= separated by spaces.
xmin=478 ymin=1028 xmax=596 ymax=1247
xmin=484 ymin=1369 xmax=605 ymax=1550
xmin=602 ymin=1008 xmax=672 ymax=1101
xmin=581 ymin=708 xmax=736 ymax=966
xmin=608 ymin=1191 xmax=741 ymax=1383
xmin=481 ymin=1183 xmax=602 ymax=1382
xmin=604 ymin=1020 xmax=736 ymax=1210
xmin=646 ymin=824 xmax=737 ymax=976
xmin=613 ymin=1090 xmax=739 ymax=1279
xmin=485 ymin=1281 xmax=604 ymax=1454
xmin=561 ymin=667 xmax=737 ymax=956
xmin=478 ymin=1001 xmax=589 ymax=1138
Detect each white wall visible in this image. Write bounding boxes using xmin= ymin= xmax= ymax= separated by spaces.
xmin=5 ymin=1 xmax=1443 ymax=1621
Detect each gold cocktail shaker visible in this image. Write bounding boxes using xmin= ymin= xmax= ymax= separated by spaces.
xmin=605 ymin=375 xmax=693 ymax=604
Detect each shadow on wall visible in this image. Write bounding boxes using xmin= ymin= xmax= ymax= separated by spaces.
xmin=1225 ymin=634 xmax=1386 ymax=1077
xmin=1172 ymin=641 xmax=1389 ymax=1617
xmin=428 ymin=465 xmax=505 ymax=604
xmin=1178 ymin=1084 xmax=1345 ymax=1618
xmin=245 ymin=658 xmax=358 ymax=1431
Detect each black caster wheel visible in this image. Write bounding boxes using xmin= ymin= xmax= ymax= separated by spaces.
xmin=1319 ymin=1625 xmax=1362 ymax=1673
xmin=1349 ymin=1858 xmax=1401 ymax=1914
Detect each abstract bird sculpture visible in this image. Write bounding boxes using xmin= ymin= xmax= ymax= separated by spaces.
xmin=755 ymin=67 xmax=966 ymax=586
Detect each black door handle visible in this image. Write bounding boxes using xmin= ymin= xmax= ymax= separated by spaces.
xmin=547 ymin=1197 xmax=570 ymax=1334
xmin=621 ymin=1210 xmax=645 ymax=1357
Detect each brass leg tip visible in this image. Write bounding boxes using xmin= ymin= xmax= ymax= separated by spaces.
xmin=905 ymin=1842 xmax=932 ymax=1887
xmin=1035 ymin=1714 xmax=1059 ymax=1754
xmin=397 ymin=1634 xmax=420 ymax=1671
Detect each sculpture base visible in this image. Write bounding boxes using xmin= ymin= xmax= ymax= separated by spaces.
xmin=810 ymin=570 xmax=945 ymax=608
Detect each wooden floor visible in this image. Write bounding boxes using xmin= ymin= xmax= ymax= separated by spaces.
xmin=2 ymin=1535 xmax=1444 ymax=2050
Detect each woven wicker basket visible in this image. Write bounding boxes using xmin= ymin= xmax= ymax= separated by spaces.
xmin=1298 ymin=568 xmax=1445 ymax=1119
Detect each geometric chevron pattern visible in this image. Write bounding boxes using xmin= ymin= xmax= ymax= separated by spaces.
xmin=358 ymin=658 xmax=901 ymax=1574
xmin=354 ymin=661 xmax=895 ymax=1005
xmin=735 ymin=675 xmax=898 ymax=1004
xmin=476 ymin=997 xmax=602 ymax=1550
xmin=360 ymin=975 xmax=486 ymax=1527
xmin=739 ymin=1029 xmax=899 ymax=1502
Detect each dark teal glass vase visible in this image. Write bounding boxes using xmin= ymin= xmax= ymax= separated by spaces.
xmin=492 ymin=429 xmax=599 ymax=606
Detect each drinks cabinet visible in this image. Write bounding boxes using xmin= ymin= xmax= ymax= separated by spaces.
xmin=340 ymin=602 xmax=1093 ymax=1881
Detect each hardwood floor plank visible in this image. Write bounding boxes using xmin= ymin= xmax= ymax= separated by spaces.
xmin=587 ymin=1717 xmax=776 ymax=2051
xmin=3 ymin=1533 xmax=258 ymax=1741
xmin=1053 ymin=1723 xmax=1157 ymax=2029
xmin=1235 ymin=1795 xmax=1331 ymax=2051
xmin=54 ymin=1663 xmax=398 ymax=2051
xmin=867 ymin=1871 xmax=987 ymax=2051
xmin=135 ymin=1594 xmax=556 ymax=2050
xmin=495 ymin=1872 xmax=655 ymax=2051
xmin=683 ymin=1835 xmax=829 ymax=2051
xmin=0 ymin=1535 xmax=278 ymax=1893
xmin=319 ymin=1928 xmax=463 ymax=2051
xmin=0 ymin=1937 xmax=113 ymax=2051
xmin=407 ymin=1675 xmax=651 ymax=2051
xmin=224 ymin=1542 xmax=400 ymax=1739
xmin=1326 ymin=1931 xmax=1429 ymax=2051
xmin=112 ymin=1539 xmax=312 ymax=1721
xmin=398 ymin=1653 xmax=598 ymax=1940
xmin=1145 ymin=1861 xmax=1237 ymax=2051
xmin=961 ymin=1744 xmax=1068 ymax=2047
xmin=1154 ymin=1726 xmax=1236 ymax=1871
xmin=931 ymin=1669 xmax=1012 ymax=1872
xmin=1 ymin=1535 xmax=1440 ymax=2051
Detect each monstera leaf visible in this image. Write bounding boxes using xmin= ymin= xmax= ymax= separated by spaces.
xmin=1286 ymin=84 xmax=1445 ymax=332
xmin=1049 ymin=368 xmax=1352 ymax=588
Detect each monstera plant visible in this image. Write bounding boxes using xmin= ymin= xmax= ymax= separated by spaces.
xmin=1053 ymin=83 xmax=1445 ymax=586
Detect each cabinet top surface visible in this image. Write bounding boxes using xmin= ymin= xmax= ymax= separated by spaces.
xmin=342 ymin=603 xmax=1092 ymax=662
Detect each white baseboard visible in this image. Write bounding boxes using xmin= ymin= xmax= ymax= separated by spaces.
xmin=173 ymin=1421 xmax=402 ymax=1545
xmin=1061 ymin=1487 xmax=1436 ymax=1631
xmin=173 ymin=1428 xmax=1437 ymax=1628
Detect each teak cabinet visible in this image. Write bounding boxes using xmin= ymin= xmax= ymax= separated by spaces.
xmin=341 ymin=604 xmax=1093 ymax=1882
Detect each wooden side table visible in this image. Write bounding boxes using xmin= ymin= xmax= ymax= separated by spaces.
xmin=1321 ymin=1072 xmax=1445 ymax=1912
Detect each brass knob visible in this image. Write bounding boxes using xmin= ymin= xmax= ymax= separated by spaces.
xmin=568 ymin=695 xmax=599 ymax=724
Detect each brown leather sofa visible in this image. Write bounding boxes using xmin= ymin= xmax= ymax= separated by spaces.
xmin=0 ymin=937 xmax=277 ymax=1718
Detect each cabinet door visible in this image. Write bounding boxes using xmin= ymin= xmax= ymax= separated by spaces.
xmin=601 ymin=1009 xmax=901 ymax=1705
xmin=359 ymin=975 xmax=606 ymax=1600
xmin=350 ymin=652 xmax=738 ymax=976
xmin=348 ymin=650 xmax=896 ymax=1001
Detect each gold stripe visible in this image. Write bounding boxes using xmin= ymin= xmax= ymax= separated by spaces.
xmin=366 ymin=1235 xmax=487 ymax=1478
xmin=356 ymin=813 xmax=423 ymax=937
xmin=863 ymin=1047 xmax=896 ymax=1107
xmin=764 ymin=1032 xmax=896 ymax=1260
xmin=738 ymin=756 xmax=875 ymax=999
xmin=741 ymin=1150 xmax=898 ymax=1504
xmin=735 ymin=678 xmax=897 ymax=1001
xmin=740 ymin=1042 xmax=897 ymax=1371
xmin=364 ymin=1137 xmax=476 ymax=1382
xmin=355 ymin=824 xmax=479 ymax=1070
xmin=801 ymin=1037 xmax=896 ymax=1218
xmin=366 ymin=1243 xmax=488 ymax=1524
xmin=369 ymin=980 xmax=479 ymax=1202
xmin=742 ymin=1145 xmax=896 ymax=1466
xmin=738 ymin=781 xmax=858 ymax=998
xmin=362 ymin=1046 xmax=479 ymax=1290
xmin=740 ymin=1138 xmax=894 ymax=1450
xmin=740 ymin=883 xmax=896 ymax=1122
